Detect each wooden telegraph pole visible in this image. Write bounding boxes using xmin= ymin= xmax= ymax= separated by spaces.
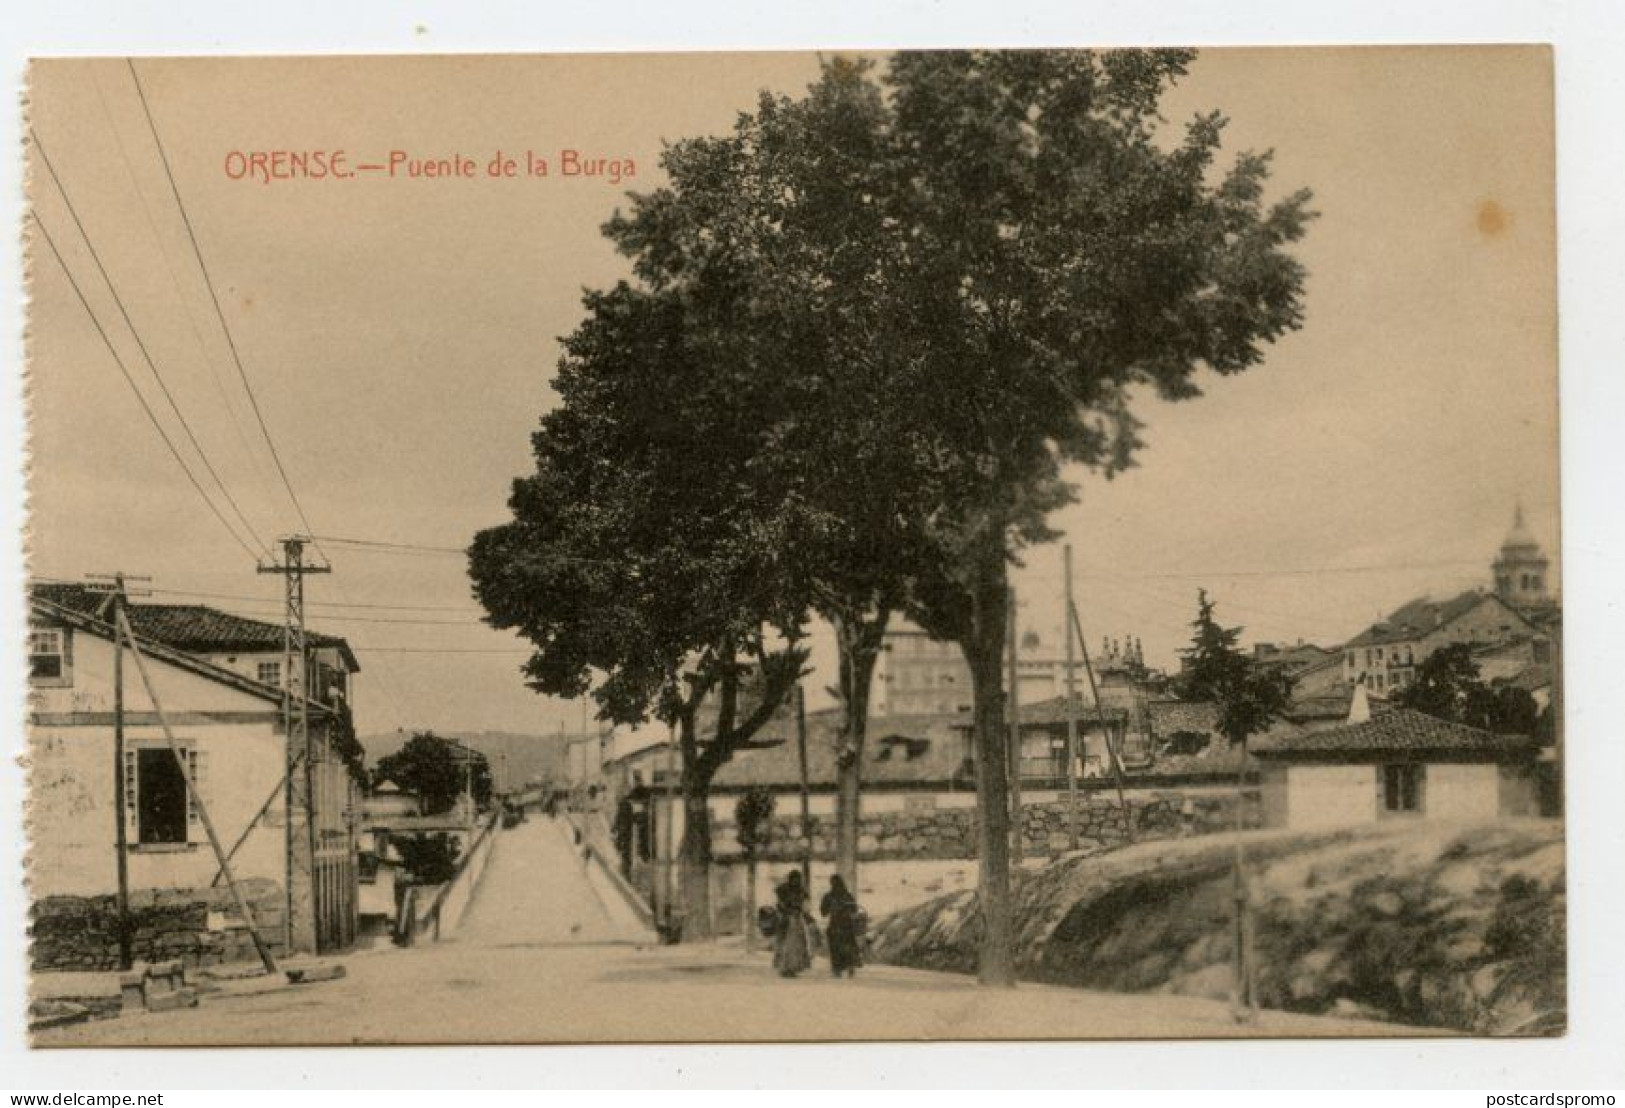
xmin=1062 ymin=547 xmax=1082 ymax=852
xmin=1006 ymin=590 xmax=1023 ymax=862
xmin=258 ymin=536 xmax=330 ymax=954
xmin=112 ymin=603 xmax=279 ymax=976
xmin=87 ymin=572 xmax=149 ymax=971
xmin=1068 ymin=602 xmax=1133 ymax=838
xmin=794 ymin=680 xmax=813 ymax=886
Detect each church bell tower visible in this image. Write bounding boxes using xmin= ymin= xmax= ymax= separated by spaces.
xmin=1492 ymin=504 xmax=1551 ymax=610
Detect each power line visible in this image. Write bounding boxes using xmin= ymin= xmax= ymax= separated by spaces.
xmin=351 ymin=646 xmax=533 ymax=655
xmin=89 ymin=66 xmax=279 ymax=506
xmin=30 ymin=210 xmax=266 ymax=563
xmin=144 ymin=583 xmax=480 ymax=613
xmin=309 ymin=534 xmax=467 ymax=556
xmin=1025 ymin=556 xmax=1487 ymax=583
xmin=30 ymin=127 xmax=273 ymax=561
xmin=126 ymin=59 xmax=321 ymax=551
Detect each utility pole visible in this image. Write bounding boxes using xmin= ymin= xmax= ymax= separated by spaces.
xmin=1069 ymin=602 xmax=1133 ymax=838
xmin=1006 ymin=590 xmax=1023 ymax=862
xmin=258 ymin=535 xmax=330 ymax=954
xmin=87 ymin=572 xmax=149 ymax=971
xmin=794 ymin=680 xmax=812 ymax=885
xmin=113 ymin=603 xmax=279 ymax=976
xmin=1062 ymin=547 xmax=1082 ymax=851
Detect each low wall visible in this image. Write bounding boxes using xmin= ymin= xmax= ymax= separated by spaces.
xmin=404 ymin=812 xmax=500 ymax=943
xmin=30 ymin=877 xmax=286 ymax=972
xmin=712 ymin=788 xmax=1258 ymax=864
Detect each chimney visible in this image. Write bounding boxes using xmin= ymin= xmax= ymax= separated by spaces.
xmin=1347 ymin=683 xmax=1372 ymax=725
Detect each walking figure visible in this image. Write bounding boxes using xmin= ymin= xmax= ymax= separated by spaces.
xmin=771 ymin=870 xmax=813 ymax=978
xmin=820 ymin=874 xmax=864 ymax=979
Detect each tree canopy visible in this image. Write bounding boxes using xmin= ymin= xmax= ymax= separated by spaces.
xmin=373 ymin=732 xmax=492 ymax=816
xmin=1177 ymin=590 xmax=1293 ymax=746
xmin=1394 ymin=644 xmax=1543 ymax=737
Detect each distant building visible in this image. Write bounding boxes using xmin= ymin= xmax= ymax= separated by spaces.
xmin=1341 ymin=589 xmax=1537 ymax=695
xmin=872 ymin=617 xmax=1152 ymax=718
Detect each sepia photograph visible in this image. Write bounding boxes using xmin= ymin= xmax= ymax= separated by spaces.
xmin=19 ymin=45 xmax=1564 ymax=1048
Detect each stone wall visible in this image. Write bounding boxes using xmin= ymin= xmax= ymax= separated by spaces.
xmin=715 ymin=787 xmax=1258 ymax=863
xmin=30 ymin=878 xmax=285 ymax=972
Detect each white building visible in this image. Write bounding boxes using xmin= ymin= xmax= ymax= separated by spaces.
xmin=1253 ymin=702 xmax=1544 ymax=830
xmin=28 ymin=584 xmax=361 ymax=964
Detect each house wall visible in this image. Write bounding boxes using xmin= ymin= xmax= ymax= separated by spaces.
xmin=1419 ymin=598 xmax=1530 ymax=657
xmin=1498 ymin=764 xmax=1542 ymax=818
xmin=1283 ymin=764 xmax=1377 ymax=829
xmin=29 ymin=719 xmax=290 ymax=899
xmin=1425 ymin=762 xmax=1503 ymax=822
xmin=26 ymin=627 xmax=361 ymax=961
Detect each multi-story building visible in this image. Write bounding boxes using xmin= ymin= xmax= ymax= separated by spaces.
xmin=1341 ymin=507 xmax=1556 ymax=695
xmin=871 ymin=617 xmax=1150 ymax=718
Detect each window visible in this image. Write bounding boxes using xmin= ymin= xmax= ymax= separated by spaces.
xmin=29 ymin=627 xmax=70 ymax=686
xmin=256 ymin=660 xmax=282 ymax=687
xmin=126 ymin=745 xmax=198 ymax=846
xmin=1382 ymin=763 xmax=1425 ymax=815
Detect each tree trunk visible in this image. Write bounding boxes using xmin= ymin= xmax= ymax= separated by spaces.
xmin=678 ymin=767 xmax=714 ymax=940
xmin=833 ymin=611 xmax=888 ymax=889
xmin=962 ymin=540 xmax=1016 ymax=987
xmin=743 ymin=857 xmax=759 ymax=952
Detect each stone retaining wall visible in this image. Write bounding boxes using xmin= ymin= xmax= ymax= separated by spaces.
xmin=30 ymin=878 xmax=285 ymax=972
xmin=716 ymin=787 xmax=1258 ymax=863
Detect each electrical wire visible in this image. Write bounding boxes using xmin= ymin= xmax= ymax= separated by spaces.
xmin=30 ymin=127 xmax=274 ymax=561
xmin=126 ymin=59 xmax=323 ymax=554
xmin=30 ymin=210 xmax=267 ymax=563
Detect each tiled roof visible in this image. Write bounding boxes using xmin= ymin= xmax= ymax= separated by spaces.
xmin=1256 ymin=644 xmax=1337 ymax=672
xmin=1344 ymin=589 xmax=1523 ymax=650
xmin=711 ymin=708 xmax=972 ymax=790
xmin=1251 ymin=708 xmax=1536 ymax=760
xmin=1002 ymin=694 xmax=1129 ymax=728
xmin=33 ymin=582 xmax=359 ymax=672
xmin=29 ymin=591 xmax=290 ymax=709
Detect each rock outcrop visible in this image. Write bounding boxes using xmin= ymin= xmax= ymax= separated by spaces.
xmin=868 ymin=820 xmax=1564 ymax=1034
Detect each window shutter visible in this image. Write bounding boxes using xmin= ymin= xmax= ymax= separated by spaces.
xmin=187 ymin=747 xmax=205 ymax=836
xmin=123 ymin=747 xmax=139 ymax=837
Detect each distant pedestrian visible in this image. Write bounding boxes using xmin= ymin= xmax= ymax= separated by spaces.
xmin=820 ymin=874 xmax=864 ymax=979
xmin=771 ymin=870 xmax=813 ymax=978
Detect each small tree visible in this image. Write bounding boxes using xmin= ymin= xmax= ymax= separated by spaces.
xmin=1395 ymin=643 xmax=1541 ymax=736
xmin=373 ymin=732 xmax=493 ymax=816
xmin=1177 ymin=589 xmax=1292 ymax=1021
xmin=393 ymin=832 xmax=463 ymax=885
xmin=735 ymin=787 xmax=777 ymax=950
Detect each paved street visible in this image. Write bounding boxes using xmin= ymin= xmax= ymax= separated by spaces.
xmin=36 ymin=816 xmax=1407 ymax=1046
xmin=458 ymin=816 xmax=653 ymax=947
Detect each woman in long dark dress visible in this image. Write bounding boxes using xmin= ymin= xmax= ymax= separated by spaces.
xmin=820 ymin=874 xmax=863 ymax=978
xmin=772 ymin=870 xmax=813 ymax=978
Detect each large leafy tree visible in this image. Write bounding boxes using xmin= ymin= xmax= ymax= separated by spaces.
xmin=469 ymin=279 xmax=807 ymax=939
xmin=872 ymin=50 xmax=1313 ymax=985
xmin=476 ymin=49 xmax=1313 ymax=982
xmin=607 ymin=60 xmax=930 ymax=891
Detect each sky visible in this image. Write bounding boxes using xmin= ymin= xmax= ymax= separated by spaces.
xmin=24 ymin=48 xmax=1558 ymax=736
